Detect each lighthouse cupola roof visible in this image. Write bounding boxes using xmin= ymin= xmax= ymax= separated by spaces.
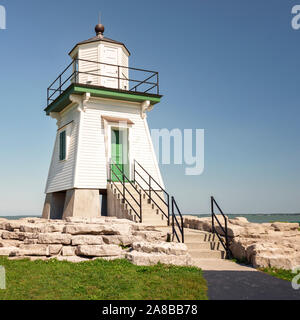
xmin=69 ymin=24 xmax=130 ymax=56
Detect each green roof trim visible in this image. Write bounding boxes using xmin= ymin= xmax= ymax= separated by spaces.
xmin=45 ymin=84 xmax=162 ymax=115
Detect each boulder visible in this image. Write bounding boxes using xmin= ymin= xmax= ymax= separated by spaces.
xmin=132 ymin=242 xmax=188 ymax=256
xmin=0 ymin=239 xmax=22 ymax=247
xmin=55 ymin=256 xmax=90 ymax=263
xmin=125 ymin=251 xmax=191 ymax=266
xmin=132 ymin=231 xmax=167 ymax=242
xmin=0 ymin=246 xmax=19 ymax=256
xmin=1 ymin=231 xmax=26 ymax=241
xmin=271 ymin=222 xmax=299 ymax=232
xmin=76 ymin=245 xmax=122 ymax=257
xmin=38 ymin=233 xmax=72 ymax=245
xmin=71 ymin=235 xmax=103 ymax=246
xmin=19 ymin=224 xmax=46 ymax=233
xmin=64 ymin=224 xmax=132 ymax=236
xmin=44 ymin=224 xmax=65 ymax=233
xmin=62 ymin=246 xmax=76 ymax=256
xmin=4 ymin=221 xmax=23 ymax=231
xmin=49 ymin=244 xmax=63 ymax=255
xmin=18 ymin=244 xmax=50 ymax=256
xmin=102 ymin=235 xmax=136 ymax=246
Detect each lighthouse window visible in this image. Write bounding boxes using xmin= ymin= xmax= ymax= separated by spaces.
xmin=59 ymin=131 xmax=66 ymax=161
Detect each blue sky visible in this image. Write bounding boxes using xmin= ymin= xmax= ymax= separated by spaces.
xmin=0 ymin=0 xmax=299 ymax=215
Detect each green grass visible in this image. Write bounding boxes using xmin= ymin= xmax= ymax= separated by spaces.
xmin=259 ymin=267 xmax=300 ymax=283
xmin=0 ymin=257 xmax=208 ymax=300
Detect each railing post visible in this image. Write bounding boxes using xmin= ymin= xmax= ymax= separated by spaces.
xmin=123 ymin=170 xmax=125 ymax=203
xmin=181 ymin=214 xmax=184 ymax=243
xmin=211 ymin=197 xmax=215 ymax=234
xmin=171 ymin=197 xmax=174 ymax=241
xmin=140 ymin=191 xmax=142 ymax=223
xmin=149 ymin=176 xmax=152 ymax=202
xmin=167 ymin=194 xmax=170 ymax=226
xmin=59 ymin=76 xmax=62 ymax=95
xmin=133 ymin=161 xmax=136 ymax=184
xmin=225 ymin=217 xmax=229 ymax=258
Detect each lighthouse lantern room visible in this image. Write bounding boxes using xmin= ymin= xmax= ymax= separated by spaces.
xmin=42 ymin=23 xmax=165 ymax=222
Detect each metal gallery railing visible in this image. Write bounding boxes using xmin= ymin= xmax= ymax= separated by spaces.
xmin=47 ymin=58 xmax=159 ymax=106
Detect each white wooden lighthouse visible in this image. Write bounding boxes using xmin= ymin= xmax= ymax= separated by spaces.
xmin=42 ymin=23 xmax=167 ymax=223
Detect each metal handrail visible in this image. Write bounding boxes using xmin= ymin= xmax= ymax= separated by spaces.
xmin=211 ymin=196 xmax=232 ymax=258
xmin=110 ymin=160 xmax=142 ymax=222
xmin=133 ymin=160 xmax=170 ymax=225
xmin=171 ymin=197 xmax=184 ymax=243
xmin=47 ymin=58 xmax=160 ymax=106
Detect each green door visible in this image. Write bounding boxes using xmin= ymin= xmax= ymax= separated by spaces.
xmin=111 ymin=129 xmax=128 ymax=182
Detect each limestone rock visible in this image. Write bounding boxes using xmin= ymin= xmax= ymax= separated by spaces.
xmin=1 ymin=231 xmax=26 ymax=241
xmin=0 ymin=239 xmax=22 ymax=247
xmin=19 ymin=244 xmax=50 ymax=256
xmin=4 ymin=221 xmax=23 ymax=231
xmin=20 ymin=224 xmax=46 ymax=233
xmin=132 ymin=242 xmax=188 ymax=255
xmin=76 ymin=245 xmax=122 ymax=257
xmin=271 ymin=222 xmax=299 ymax=232
xmin=0 ymin=246 xmax=19 ymax=256
xmin=132 ymin=231 xmax=167 ymax=242
xmin=125 ymin=251 xmax=191 ymax=266
xmin=38 ymin=233 xmax=71 ymax=245
xmin=44 ymin=224 xmax=65 ymax=233
xmin=49 ymin=244 xmax=63 ymax=255
xmin=64 ymin=224 xmax=131 ymax=236
xmin=62 ymin=246 xmax=76 ymax=256
xmin=55 ymin=256 xmax=90 ymax=263
xmin=102 ymin=235 xmax=136 ymax=246
xmin=71 ymin=235 xmax=103 ymax=246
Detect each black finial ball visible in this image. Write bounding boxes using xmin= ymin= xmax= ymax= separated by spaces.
xmin=95 ymin=24 xmax=105 ymax=35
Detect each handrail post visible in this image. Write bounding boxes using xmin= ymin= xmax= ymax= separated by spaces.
xmin=225 ymin=217 xmax=229 ymax=258
xmin=167 ymin=194 xmax=170 ymax=226
xmin=123 ymin=170 xmax=125 ymax=203
xmin=171 ymin=197 xmax=174 ymax=241
xmin=149 ymin=176 xmax=151 ymax=202
xmin=180 ymin=213 xmax=184 ymax=243
xmin=133 ymin=161 xmax=136 ymax=184
xmin=140 ymin=191 xmax=142 ymax=223
xmin=211 ymin=197 xmax=215 ymax=234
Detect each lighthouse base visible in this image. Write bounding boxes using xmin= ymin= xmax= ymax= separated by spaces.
xmin=42 ymin=189 xmax=101 ymax=220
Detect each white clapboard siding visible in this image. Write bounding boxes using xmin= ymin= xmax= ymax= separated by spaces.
xmin=78 ymin=43 xmax=99 ymax=86
xmin=74 ymin=99 xmax=164 ymax=189
xmin=120 ymin=49 xmax=129 ymax=90
xmin=45 ymin=107 xmax=79 ymax=193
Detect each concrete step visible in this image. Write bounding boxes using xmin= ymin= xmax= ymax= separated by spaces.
xmin=184 ymin=233 xmax=221 ymax=243
xmin=186 ymin=242 xmax=223 ymax=251
xmin=188 ymin=248 xmax=225 ymax=259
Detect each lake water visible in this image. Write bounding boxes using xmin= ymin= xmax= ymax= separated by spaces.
xmin=1 ymin=214 xmax=300 ymax=224
xmin=192 ymin=214 xmax=300 ymax=224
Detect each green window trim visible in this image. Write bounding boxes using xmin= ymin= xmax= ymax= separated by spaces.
xmin=59 ymin=131 xmax=66 ymax=161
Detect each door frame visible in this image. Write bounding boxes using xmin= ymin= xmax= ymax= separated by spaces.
xmin=103 ymin=118 xmax=132 ymax=181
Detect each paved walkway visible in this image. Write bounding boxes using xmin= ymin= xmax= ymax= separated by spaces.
xmin=203 ymin=270 xmax=300 ymax=300
xmin=192 ymin=258 xmax=256 ymax=271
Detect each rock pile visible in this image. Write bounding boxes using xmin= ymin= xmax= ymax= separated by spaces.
xmin=0 ymin=217 xmax=191 ymax=266
xmin=183 ymin=215 xmax=300 ymax=270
